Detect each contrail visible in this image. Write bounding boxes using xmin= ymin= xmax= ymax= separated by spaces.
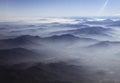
xmin=98 ymin=0 xmax=109 ymax=16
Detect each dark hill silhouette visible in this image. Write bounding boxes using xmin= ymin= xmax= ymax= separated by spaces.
xmin=0 ymin=62 xmax=93 ymax=83
xmin=0 ymin=48 xmax=44 ymax=64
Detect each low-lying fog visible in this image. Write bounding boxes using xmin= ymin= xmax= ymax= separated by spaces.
xmin=0 ymin=17 xmax=120 ymax=83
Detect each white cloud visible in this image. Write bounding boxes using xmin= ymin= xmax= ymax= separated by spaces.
xmin=0 ymin=17 xmax=79 ymax=24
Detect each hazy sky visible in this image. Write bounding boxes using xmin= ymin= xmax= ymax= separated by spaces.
xmin=0 ymin=0 xmax=120 ymax=18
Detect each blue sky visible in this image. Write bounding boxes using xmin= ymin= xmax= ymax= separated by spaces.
xmin=0 ymin=0 xmax=120 ymax=18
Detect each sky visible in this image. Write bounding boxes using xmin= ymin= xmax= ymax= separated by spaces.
xmin=0 ymin=0 xmax=120 ymax=19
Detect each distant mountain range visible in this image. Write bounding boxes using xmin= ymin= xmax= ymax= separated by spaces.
xmin=51 ymin=26 xmax=111 ymax=37
xmin=0 ymin=34 xmax=98 ymax=49
xmin=85 ymin=19 xmax=114 ymax=25
xmin=109 ymin=20 xmax=120 ymax=26
xmin=88 ymin=41 xmax=120 ymax=48
xmin=84 ymin=19 xmax=120 ymax=27
xmin=0 ymin=47 xmax=42 ymax=64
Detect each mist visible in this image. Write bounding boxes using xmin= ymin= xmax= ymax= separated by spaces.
xmin=0 ymin=17 xmax=120 ymax=83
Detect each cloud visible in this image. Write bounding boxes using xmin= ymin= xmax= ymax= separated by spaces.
xmin=0 ymin=17 xmax=79 ymax=24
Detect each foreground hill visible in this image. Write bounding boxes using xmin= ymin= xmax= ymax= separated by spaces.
xmin=0 ymin=62 xmax=93 ymax=83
